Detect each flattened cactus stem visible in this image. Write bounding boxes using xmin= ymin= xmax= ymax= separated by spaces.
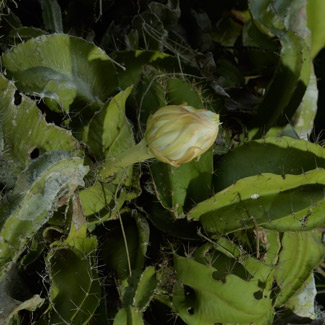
xmin=99 ymin=139 xmax=154 ymax=178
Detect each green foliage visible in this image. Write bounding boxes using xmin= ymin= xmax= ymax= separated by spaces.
xmin=248 ymin=0 xmax=311 ymax=137
xmin=169 ymin=229 xmax=324 ymax=324
xmin=113 ymin=306 xmax=144 ymax=325
xmin=0 ymin=74 xmax=80 ymax=168
xmin=0 ymin=150 xmax=88 ymax=281
xmin=80 ymin=86 xmax=141 ymax=227
xmin=39 ymin=0 xmax=63 ymax=33
xmin=189 ymin=169 xmax=325 ymax=233
xmin=0 ymin=0 xmax=324 ymax=324
xmin=172 ymin=254 xmax=274 ymax=325
xmin=274 ymin=230 xmax=324 ymax=306
xmin=307 ymin=0 xmax=325 ymax=58
xmin=1 ymin=34 xmax=117 ymax=115
xmin=213 ymin=136 xmax=325 ymax=190
xmin=44 ymin=242 xmax=100 ymax=324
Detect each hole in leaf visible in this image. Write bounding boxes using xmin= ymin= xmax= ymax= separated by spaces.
xmin=14 ymin=90 xmax=22 ymax=105
xmin=0 ymin=183 xmax=6 ymax=192
xmin=253 ymin=290 xmax=263 ymax=300
xmin=212 ymin=271 xmax=226 ymax=283
xmin=187 ymin=307 xmax=194 ymax=315
xmin=30 ymin=147 xmax=40 ymax=159
xmin=257 ymin=280 xmax=266 ymax=290
xmin=204 ymin=248 xmax=214 ymax=257
xmin=270 ymin=279 xmax=280 ymax=304
xmin=184 ymin=285 xmax=195 ymax=298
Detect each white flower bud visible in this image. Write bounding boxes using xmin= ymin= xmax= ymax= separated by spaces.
xmin=145 ymin=105 xmax=221 ymax=167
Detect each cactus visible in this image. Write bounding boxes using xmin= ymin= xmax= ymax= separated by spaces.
xmin=39 ymin=0 xmax=63 ymax=33
xmin=131 ymin=266 xmax=157 ymax=311
xmin=43 ymin=241 xmax=101 ymax=324
xmin=37 ymin=194 xmax=101 ymax=324
xmin=101 ymin=211 xmax=150 ymax=283
xmin=284 ymin=273 xmax=317 ymax=318
xmin=0 ymin=150 xmax=88 ymax=280
xmin=0 ymin=150 xmax=88 ymax=323
xmin=113 ymin=306 xmax=144 ymax=325
xmin=0 ymin=74 xmax=80 ymax=169
xmin=172 ymin=249 xmax=274 ymax=324
xmin=170 ymin=228 xmax=324 ymax=324
xmin=0 ymin=1 xmax=325 ymax=324
xmin=102 ymin=212 xmax=152 ymax=324
xmin=214 ymin=136 xmax=325 ymax=191
xmin=1 ymin=34 xmax=117 ymax=114
xmin=109 ymin=50 xmax=182 ymax=90
xmin=290 ymin=67 xmax=318 ymax=139
xmin=115 ymin=266 xmax=157 ymax=324
xmin=273 ymin=230 xmax=324 ymax=306
xmin=40 ymin=243 xmax=100 ymax=323
xmin=188 ymin=168 xmax=325 ymax=233
xmin=79 ymin=86 xmax=141 ymax=227
xmin=248 ymin=0 xmax=311 ymax=137
xmin=0 ymin=264 xmax=44 ymax=324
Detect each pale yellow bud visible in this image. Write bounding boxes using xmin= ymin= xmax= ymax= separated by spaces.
xmin=145 ymin=105 xmax=221 ymax=167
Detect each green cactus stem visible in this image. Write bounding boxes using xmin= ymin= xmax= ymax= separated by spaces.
xmin=99 ymin=139 xmax=154 ymax=178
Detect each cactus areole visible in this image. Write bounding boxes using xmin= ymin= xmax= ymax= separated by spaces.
xmin=145 ymin=105 xmax=221 ymax=167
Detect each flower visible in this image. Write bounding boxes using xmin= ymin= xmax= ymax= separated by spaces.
xmin=145 ymin=104 xmax=221 ymax=167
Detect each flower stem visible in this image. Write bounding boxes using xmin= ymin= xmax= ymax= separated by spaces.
xmin=99 ymin=139 xmax=154 ymax=178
